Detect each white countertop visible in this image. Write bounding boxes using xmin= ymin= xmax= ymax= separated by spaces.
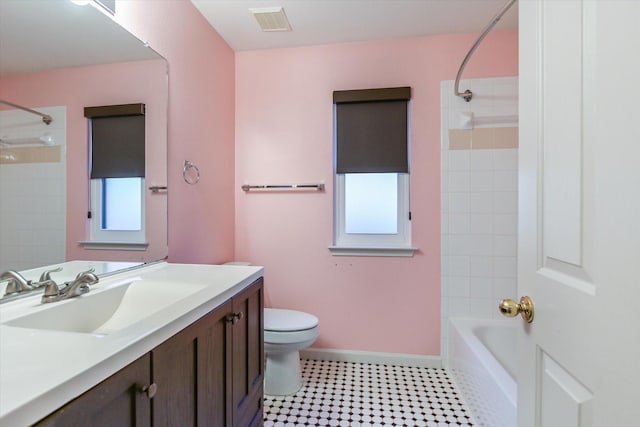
xmin=0 ymin=260 xmax=145 ymax=296
xmin=0 ymin=262 xmax=264 ymax=426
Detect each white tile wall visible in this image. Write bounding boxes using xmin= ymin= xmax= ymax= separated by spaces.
xmin=440 ymin=77 xmax=518 ymax=363
xmin=0 ymin=106 xmax=66 ymax=272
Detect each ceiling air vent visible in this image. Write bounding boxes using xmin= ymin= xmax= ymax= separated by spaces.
xmin=250 ymin=7 xmax=292 ymax=32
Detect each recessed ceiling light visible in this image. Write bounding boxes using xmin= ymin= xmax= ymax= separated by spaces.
xmin=249 ymin=7 xmax=292 ymax=32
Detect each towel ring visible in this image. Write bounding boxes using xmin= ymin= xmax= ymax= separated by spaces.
xmin=183 ymin=160 xmax=200 ymax=185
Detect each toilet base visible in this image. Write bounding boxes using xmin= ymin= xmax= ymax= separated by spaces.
xmin=264 ymin=350 xmax=302 ymax=396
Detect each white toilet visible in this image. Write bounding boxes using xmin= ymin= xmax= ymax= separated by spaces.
xmin=264 ymin=308 xmax=319 ymax=395
xmin=222 ymin=263 xmax=319 ymax=395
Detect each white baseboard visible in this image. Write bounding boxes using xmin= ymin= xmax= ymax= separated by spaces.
xmin=300 ymin=348 xmax=442 ymax=368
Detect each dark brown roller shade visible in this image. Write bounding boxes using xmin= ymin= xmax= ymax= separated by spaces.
xmin=334 ymin=87 xmax=410 ymax=174
xmin=84 ymin=103 xmax=145 ymax=118
xmin=85 ymin=103 xmax=145 ymax=179
xmin=333 ymin=87 xmax=411 ymax=104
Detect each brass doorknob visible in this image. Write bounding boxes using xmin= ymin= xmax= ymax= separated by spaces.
xmin=499 ymin=296 xmax=534 ymax=323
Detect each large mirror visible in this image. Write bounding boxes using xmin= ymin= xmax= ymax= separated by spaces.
xmin=0 ymin=1 xmax=168 ymax=279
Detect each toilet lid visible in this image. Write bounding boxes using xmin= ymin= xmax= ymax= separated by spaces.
xmin=264 ymin=308 xmax=319 ymax=332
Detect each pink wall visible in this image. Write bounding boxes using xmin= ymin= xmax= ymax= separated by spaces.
xmin=0 ymin=60 xmax=168 ymax=263
xmin=115 ymin=0 xmax=236 ymax=264
xmin=235 ymin=32 xmax=518 ymax=355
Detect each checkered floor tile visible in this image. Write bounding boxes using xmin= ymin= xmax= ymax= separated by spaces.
xmin=264 ymin=359 xmax=474 ymax=426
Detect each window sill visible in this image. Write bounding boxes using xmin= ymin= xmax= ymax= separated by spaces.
xmin=328 ymin=246 xmax=418 ymax=257
xmin=78 ymin=241 xmax=149 ymax=251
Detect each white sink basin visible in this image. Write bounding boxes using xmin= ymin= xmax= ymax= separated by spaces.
xmin=3 ymin=279 xmax=208 ymax=335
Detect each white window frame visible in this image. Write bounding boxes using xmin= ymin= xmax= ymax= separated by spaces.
xmin=330 ymin=173 xmax=416 ymax=257
xmin=80 ymin=178 xmax=148 ymax=250
xmin=329 ymin=96 xmax=416 ymax=257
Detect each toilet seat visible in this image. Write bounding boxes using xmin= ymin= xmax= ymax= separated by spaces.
xmin=265 ymin=308 xmax=319 ymax=332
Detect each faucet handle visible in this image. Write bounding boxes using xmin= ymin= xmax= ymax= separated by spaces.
xmin=41 ymin=280 xmax=61 ymax=303
xmin=75 ymin=268 xmax=96 ymax=280
xmin=39 ymin=267 xmax=63 ymax=283
xmin=2 ymin=270 xmax=33 ymax=295
xmin=42 ymin=280 xmax=60 ymax=297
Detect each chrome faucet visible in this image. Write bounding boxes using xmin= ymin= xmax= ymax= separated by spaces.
xmin=42 ymin=269 xmax=99 ymax=304
xmin=1 ymin=270 xmax=33 ymax=296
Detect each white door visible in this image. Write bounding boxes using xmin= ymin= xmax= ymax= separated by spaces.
xmin=517 ymin=1 xmax=640 ymax=426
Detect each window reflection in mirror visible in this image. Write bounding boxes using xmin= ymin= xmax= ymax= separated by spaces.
xmin=0 ymin=1 xmax=167 ymax=274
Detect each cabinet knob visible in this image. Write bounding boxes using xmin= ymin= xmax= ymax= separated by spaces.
xmin=141 ymin=383 xmax=157 ymax=399
xmin=226 ymin=312 xmax=244 ymax=324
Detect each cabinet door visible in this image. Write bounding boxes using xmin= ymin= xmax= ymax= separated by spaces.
xmin=231 ymin=278 xmax=264 ymax=427
xmin=151 ymin=299 xmax=233 ymax=427
xmin=34 ymin=354 xmax=152 ymax=427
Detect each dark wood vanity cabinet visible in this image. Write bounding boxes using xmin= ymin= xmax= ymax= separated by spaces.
xmin=231 ymin=280 xmax=264 ymax=427
xmin=34 ymin=354 xmax=152 ymax=427
xmin=153 ymin=277 xmax=264 ymax=427
xmin=34 ymin=278 xmax=264 ymax=427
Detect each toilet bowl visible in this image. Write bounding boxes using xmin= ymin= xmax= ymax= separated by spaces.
xmin=264 ymin=308 xmax=319 ymax=395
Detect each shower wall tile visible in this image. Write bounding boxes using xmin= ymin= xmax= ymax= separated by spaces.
xmin=448 ymin=171 xmax=471 ymax=192
xmin=468 ymin=298 xmax=498 ymax=318
xmin=469 ymin=192 xmax=493 ymax=213
xmin=449 ymin=130 xmax=472 ymax=150
xmin=0 ymin=106 xmax=67 ymax=272
xmin=469 ymin=278 xmax=493 ymax=298
xmin=449 ymin=255 xmax=470 ymax=276
xmin=470 ymin=128 xmax=494 ymax=149
xmin=494 ymin=257 xmax=517 ymax=278
xmin=494 ymin=170 xmax=518 ymax=191
xmin=470 ymin=171 xmax=494 ymax=191
xmin=494 ymin=278 xmax=517 ymax=300
xmin=440 ymin=77 xmax=518 ymax=363
xmin=449 ymin=213 xmax=470 ymax=234
xmin=441 ymin=192 xmax=450 ymax=213
xmin=494 ymin=127 xmax=519 ymax=148
xmin=449 ymin=192 xmax=470 ymax=213
xmin=493 ymin=235 xmax=517 ymax=257
xmin=493 ymin=149 xmax=518 ymax=170
xmin=470 ymin=150 xmax=494 ymax=170
xmin=448 ymin=149 xmax=471 ymax=170
xmin=493 ymin=213 xmax=517 ymax=235
xmin=469 ymin=256 xmax=494 ymax=277
xmin=493 ymin=191 xmax=518 ymax=213
xmin=466 ymin=235 xmax=494 ymax=256
xmin=469 ymin=214 xmax=494 ymax=234
xmin=449 ymin=277 xmax=470 ymax=297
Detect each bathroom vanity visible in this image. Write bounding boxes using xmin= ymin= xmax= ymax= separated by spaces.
xmin=0 ymin=262 xmax=264 ymax=426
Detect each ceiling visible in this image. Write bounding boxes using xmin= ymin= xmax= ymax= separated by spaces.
xmin=190 ymin=0 xmax=519 ymax=52
xmin=0 ymin=1 xmax=159 ymax=76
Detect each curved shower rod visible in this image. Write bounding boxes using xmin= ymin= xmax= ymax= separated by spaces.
xmin=454 ymin=0 xmax=517 ymax=102
xmin=0 ymin=99 xmax=52 ymax=125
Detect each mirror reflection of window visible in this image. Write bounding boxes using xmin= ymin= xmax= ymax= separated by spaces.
xmin=84 ymin=103 xmax=146 ymax=246
xmin=101 ymin=177 xmax=143 ymax=231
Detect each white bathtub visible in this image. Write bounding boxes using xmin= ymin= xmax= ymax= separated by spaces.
xmin=448 ymin=317 xmax=517 ymax=427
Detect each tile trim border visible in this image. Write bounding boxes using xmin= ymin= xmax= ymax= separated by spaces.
xmin=448 ymin=127 xmax=518 ymax=150
xmin=301 ymin=348 xmax=442 ymax=368
xmin=0 ymin=145 xmax=61 ymax=164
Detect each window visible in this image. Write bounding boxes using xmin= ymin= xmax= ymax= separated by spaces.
xmin=82 ymin=103 xmax=147 ymax=249
xmin=330 ymin=87 xmax=415 ymax=257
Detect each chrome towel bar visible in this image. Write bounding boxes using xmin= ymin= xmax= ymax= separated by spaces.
xmin=241 ymin=183 xmax=325 ymax=192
